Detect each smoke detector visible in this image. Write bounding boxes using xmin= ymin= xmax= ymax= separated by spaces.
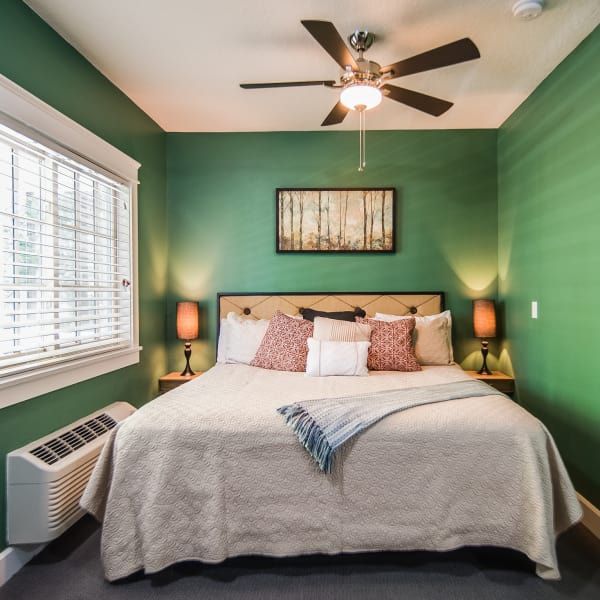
xmin=512 ymin=0 xmax=544 ymax=19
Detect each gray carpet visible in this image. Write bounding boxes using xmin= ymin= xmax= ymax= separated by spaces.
xmin=1 ymin=516 xmax=599 ymax=600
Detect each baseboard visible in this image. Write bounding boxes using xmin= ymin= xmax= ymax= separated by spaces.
xmin=578 ymin=493 xmax=600 ymax=539
xmin=0 ymin=543 xmax=46 ymax=587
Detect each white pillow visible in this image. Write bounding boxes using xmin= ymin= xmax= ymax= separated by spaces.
xmin=305 ymin=338 xmax=370 ymax=377
xmin=217 ymin=312 xmax=269 ymax=364
xmin=216 ymin=319 xmax=229 ymax=363
xmin=374 ymin=310 xmax=453 ymax=365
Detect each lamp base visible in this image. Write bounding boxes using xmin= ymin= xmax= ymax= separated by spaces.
xmin=477 ymin=340 xmax=492 ymax=375
xmin=180 ymin=342 xmax=195 ymax=376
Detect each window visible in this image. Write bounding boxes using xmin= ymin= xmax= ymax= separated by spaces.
xmin=0 ymin=74 xmax=140 ymax=408
xmin=0 ymin=122 xmax=133 ymax=372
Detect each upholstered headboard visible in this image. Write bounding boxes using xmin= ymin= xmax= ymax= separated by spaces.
xmin=217 ymin=292 xmax=444 ymax=327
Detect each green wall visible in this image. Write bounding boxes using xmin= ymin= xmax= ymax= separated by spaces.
xmin=498 ymin=26 xmax=600 ymax=505
xmin=166 ymin=130 xmax=499 ymax=371
xmin=2 ymin=0 xmax=597 ymax=558
xmin=0 ymin=0 xmax=168 ymax=549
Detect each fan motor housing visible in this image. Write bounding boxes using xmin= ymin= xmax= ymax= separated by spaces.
xmin=342 ymin=57 xmax=382 ymax=85
xmin=356 ymin=58 xmax=381 ymax=75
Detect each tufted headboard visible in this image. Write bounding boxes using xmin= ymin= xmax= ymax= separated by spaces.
xmin=217 ymin=292 xmax=444 ymax=330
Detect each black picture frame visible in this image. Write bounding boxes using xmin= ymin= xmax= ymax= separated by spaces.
xmin=276 ymin=187 xmax=396 ymax=254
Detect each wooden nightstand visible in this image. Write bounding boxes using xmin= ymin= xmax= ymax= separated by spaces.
xmin=464 ymin=370 xmax=515 ymax=395
xmin=158 ymin=371 xmax=203 ymax=395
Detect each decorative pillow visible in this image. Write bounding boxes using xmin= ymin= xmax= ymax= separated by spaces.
xmin=300 ymin=307 xmax=366 ymax=322
xmin=250 ymin=311 xmax=314 ymax=372
xmin=374 ymin=310 xmax=453 ymax=365
xmin=313 ymin=316 xmax=371 ymax=342
xmin=305 ymin=338 xmax=370 ymax=377
xmin=217 ymin=312 xmax=269 ymax=364
xmin=216 ymin=319 xmax=229 ymax=363
xmin=356 ymin=317 xmax=421 ymax=372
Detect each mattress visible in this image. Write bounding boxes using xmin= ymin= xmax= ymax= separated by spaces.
xmin=81 ymin=363 xmax=582 ymax=581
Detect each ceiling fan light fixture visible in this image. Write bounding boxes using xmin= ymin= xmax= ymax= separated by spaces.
xmin=241 ymin=20 xmax=481 ymax=171
xmin=340 ymin=83 xmax=382 ymax=111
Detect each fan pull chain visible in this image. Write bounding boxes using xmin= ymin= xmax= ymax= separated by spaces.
xmin=358 ymin=107 xmax=366 ymax=172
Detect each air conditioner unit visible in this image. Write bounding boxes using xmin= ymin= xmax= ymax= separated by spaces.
xmin=7 ymin=401 xmax=135 ymax=545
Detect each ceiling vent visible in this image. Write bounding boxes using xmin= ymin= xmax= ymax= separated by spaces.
xmin=512 ymin=0 xmax=544 ymax=19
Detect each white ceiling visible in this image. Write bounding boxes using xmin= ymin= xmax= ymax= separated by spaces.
xmin=24 ymin=0 xmax=600 ymax=132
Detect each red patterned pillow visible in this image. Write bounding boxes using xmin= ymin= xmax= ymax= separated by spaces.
xmin=356 ymin=317 xmax=421 ymax=372
xmin=250 ymin=311 xmax=314 ymax=372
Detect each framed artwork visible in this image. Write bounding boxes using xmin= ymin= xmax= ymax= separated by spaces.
xmin=276 ymin=188 xmax=395 ymax=253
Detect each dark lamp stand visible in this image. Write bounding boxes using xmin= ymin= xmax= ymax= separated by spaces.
xmin=473 ymin=299 xmax=496 ymax=376
xmin=176 ymin=301 xmax=200 ymax=376
xmin=181 ymin=341 xmax=195 ymax=376
xmin=478 ymin=339 xmax=492 ymax=375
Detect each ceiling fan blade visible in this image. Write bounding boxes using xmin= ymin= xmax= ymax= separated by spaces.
xmin=321 ymin=101 xmax=350 ymax=126
xmin=382 ymin=85 xmax=453 ymax=116
xmin=381 ymin=38 xmax=480 ymax=79
xmin=301 ymin=20 xmax=358 ymax=71
xmin=240 ymin=80 xmax=336 ymax=89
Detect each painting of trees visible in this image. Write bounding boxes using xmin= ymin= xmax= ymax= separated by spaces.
xmin=295 ymin=190 xmax=304 ymax=250
xmin=277 ymin=188 xmax=394 ymax=252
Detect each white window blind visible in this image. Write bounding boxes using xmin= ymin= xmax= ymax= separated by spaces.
xmin=0 ymin=122 xmax=133 ymax=379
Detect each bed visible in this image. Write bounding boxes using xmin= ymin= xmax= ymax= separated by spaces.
xmin=81 ymin=292 xmax=582 ymax=582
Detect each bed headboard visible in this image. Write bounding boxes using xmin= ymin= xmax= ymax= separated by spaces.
xmin=217 ymin=292 xmax=444 ymax=326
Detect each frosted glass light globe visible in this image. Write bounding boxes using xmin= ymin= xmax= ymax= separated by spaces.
xmin=340 ymin=84 xmax=382 ymax=111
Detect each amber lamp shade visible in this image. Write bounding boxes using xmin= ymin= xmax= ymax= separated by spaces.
xmin=473 ymin=299 xmax=497 ymax=339
xmin=176 ymin=301 xmax=199 ymax=376
xmin=473 ymin=299 xmax=496 ymax=375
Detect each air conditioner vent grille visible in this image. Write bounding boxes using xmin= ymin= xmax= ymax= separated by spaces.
xmin=72 ymin=424 xmax=96 ymax=443
xmin=59 ymin=430 xmax=85 ymax=451
xmin=30 ymin=413 xmax=118 ymax=465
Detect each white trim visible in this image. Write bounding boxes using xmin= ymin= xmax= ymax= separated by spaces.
xmin=0 ymin=543 xmax=46 ymax=587
xmin=130 ymin=183 xmax=140 ymax=351
xmin=0 ymin=346 xmax=141 ymax=409
xmin=0 ymin=74 xmax=141 ymax=408
xmin=0 ymin=74 xmax=140 ymax=181
xmin=578 ymin=493 xmax=600 ymax=540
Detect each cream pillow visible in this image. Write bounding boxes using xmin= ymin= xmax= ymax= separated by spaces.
xmin=305 ymin=338 xmax=370 ymax=377
xmin=374 ymin=310 xmax=453 ymax=365
xmin=313 ymin=316 xmax=371 ymax=342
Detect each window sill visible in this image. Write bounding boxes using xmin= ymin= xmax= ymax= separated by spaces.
xmin=0 ymin=346 xmax=142 ymax=410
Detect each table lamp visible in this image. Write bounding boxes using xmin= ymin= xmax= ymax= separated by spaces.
xmin=176 ymin=301 xmax=199 ymax=376
xmin=473 ymin=299 xmax=496 ymax=375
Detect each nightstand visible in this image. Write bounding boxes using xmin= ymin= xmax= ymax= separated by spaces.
xmin=158 ymin=371 xmax=203 ymax=395
xmin=464 ymin=370 xmax=515 ymax=395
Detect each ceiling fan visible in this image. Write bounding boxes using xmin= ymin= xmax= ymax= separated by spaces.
xmin=241 ymin=20 xmax=481 ymax=123
xmin=240 ymin=20 xmax=480 ymax=169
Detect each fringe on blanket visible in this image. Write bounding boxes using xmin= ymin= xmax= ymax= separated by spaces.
xmin=277 ymin=379 xmax=505 ymax=473
xmin=277 ymin=404 xmax=335 ymax=473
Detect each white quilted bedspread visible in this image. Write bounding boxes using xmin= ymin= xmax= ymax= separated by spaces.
xmin=81 ymin=364 xmax=582 ymax=581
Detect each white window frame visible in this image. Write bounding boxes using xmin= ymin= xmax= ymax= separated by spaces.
xmin=0 ymin=74 xmax=141 ymax=409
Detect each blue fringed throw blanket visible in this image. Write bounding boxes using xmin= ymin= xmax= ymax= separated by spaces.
xmin=277 ymin=379 xmax=504 ymax=472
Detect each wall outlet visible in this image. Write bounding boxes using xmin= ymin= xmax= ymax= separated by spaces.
xmin=531 ymin=301 xmax=538 ymax=319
